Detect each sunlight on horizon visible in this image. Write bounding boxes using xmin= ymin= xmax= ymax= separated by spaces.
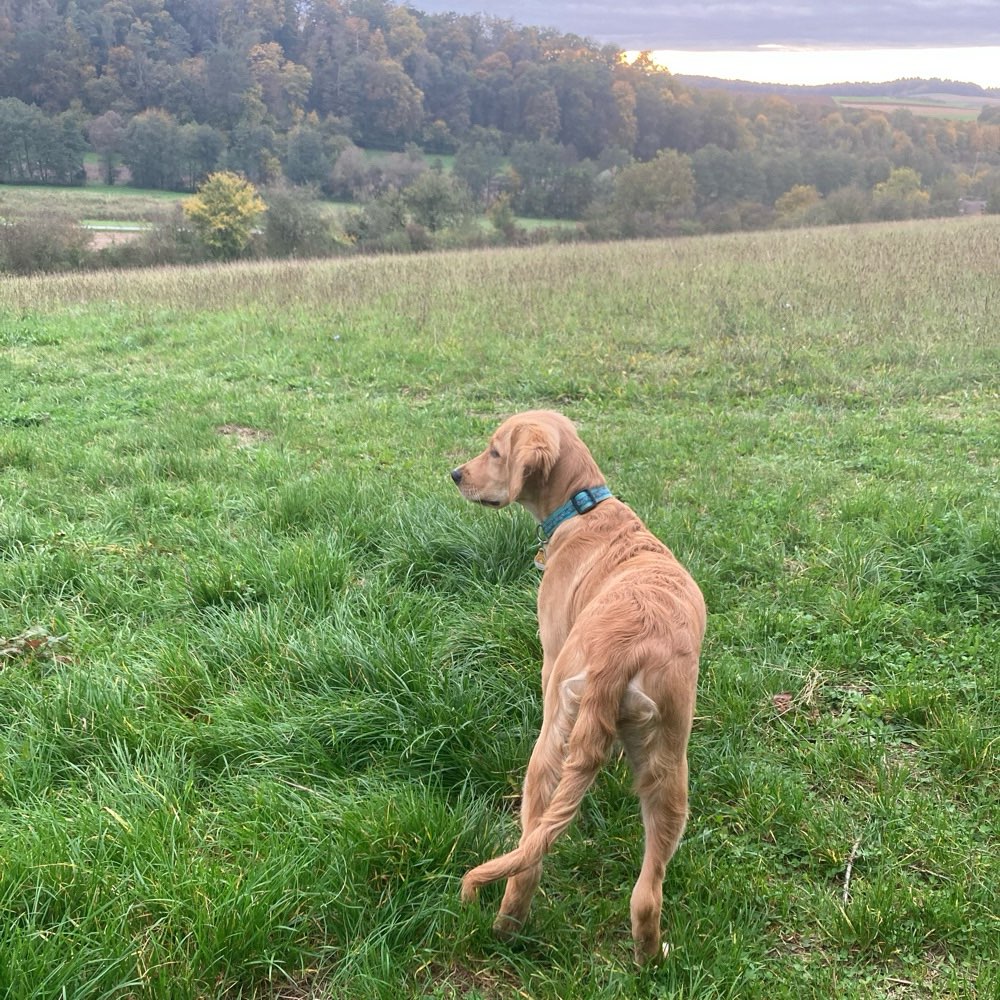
xmin=628 ymin=47 xmax=1000 ymax=90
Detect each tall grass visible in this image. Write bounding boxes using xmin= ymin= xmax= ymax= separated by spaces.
xmin=1 ymin=217 xmax=997 ymax=998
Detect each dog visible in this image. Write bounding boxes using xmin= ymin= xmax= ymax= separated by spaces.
xmin=450 ymin=410 xmax=706 ymax=963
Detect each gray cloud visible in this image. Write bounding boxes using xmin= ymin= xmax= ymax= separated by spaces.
xmin=408 ymin=1 xmax=1000 ymax=48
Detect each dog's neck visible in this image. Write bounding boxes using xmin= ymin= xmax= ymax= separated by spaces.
xmin=518 ymin=451 xmax=607 ymax=529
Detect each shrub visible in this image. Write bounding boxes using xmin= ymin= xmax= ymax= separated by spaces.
xmin=0 ymin=210 xmax=91 ymax=274
xmin=183 ymin=171 xmax=267 ymax=259
xmin=402 ymin=170 xmax=471 ymax=232
xmin=95 ymin=206 xmax=209 ymax=269
xmin=262 ymin=183 xmax=340 ymax=258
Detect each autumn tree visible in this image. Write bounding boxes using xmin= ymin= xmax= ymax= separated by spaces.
xmin=775 ymin=184 xmax=822 ymax=223
xmin=872 ymin=167 xmax=930 ymax=219
xmin=183 ymin=171 xmax=267 ymax=258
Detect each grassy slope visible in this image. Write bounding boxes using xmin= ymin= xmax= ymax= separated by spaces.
xmin=1 ymin=219 xmax=997 ymax=999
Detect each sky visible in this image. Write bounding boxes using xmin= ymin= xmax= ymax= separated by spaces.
xmin=409 ymin=2 xmax=1000 ymax=89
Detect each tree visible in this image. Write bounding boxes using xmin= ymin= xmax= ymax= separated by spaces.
xmin=179 ymin=122 xmax=226 ymax=189
xmin=183 ymin=171 xmax=266 ymax=258
xmin=452 ymin=127 xmax=504 ymax=205
xmin=775 ymin=184 xmax=821 ymax=221
xmin=611 ymin=149 xmax=696 ymax=235
xmin=87 ymin=110 xmax=126 ymax=185
xmin=121 ymin=109 xmax=184 ymax=189
xmin=226 ymin=88 xmax=280 ymax=185
xmin=263 ymin=183 xmax=338 ymax=258
xmin=0 ymin=99 xmax=87 ymax=185
xmin=402 ymin=169 xmax=470 ymax=231
xmin=283 ymin=118 xmax=330 ymax=186
xmin=247 ymin=41 xmax=311 ymax=127
xmin=348 ymin=55 xmax=424 ymax=147
xmin=872 ymin=167 xmax=930 ymax=220
xmin=509 ymin=138 xmax=577 ymax=217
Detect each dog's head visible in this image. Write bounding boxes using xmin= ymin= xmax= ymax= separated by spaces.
xmin=451 ymin=410 xmax=599 ymax=517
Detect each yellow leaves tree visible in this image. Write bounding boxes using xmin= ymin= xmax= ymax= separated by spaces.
xmin=183 ymin=171 xmax=267 ymax=260
xmin=775 ymin=184 xmax=821 ymax=218
xmin=872 ymin=167 xmax=930 ymax=220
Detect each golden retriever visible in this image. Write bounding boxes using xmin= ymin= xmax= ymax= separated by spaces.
xmin=450 ymin=409 xmax=705 ymax=963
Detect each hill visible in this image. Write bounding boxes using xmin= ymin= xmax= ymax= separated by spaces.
xmin=1 ymin=2 xmax=999 ymax=250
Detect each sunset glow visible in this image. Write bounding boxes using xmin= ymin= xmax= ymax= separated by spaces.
xmin=628 ymin=46 xmax=1000 ymax=89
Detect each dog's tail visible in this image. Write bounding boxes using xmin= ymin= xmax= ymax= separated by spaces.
xmin=460 ymin=665 xmax=630 ymax=902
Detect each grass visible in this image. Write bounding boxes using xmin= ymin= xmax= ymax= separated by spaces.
xmin=0 ymin=217 xmax=997 ymax=998
xmin=0 ymin=182 xmax=187 ymax=224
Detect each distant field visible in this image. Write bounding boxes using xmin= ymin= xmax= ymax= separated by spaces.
xmin=833 ymin=93 xmax=1000 ymax=120
xmin=1 ymin=219 xmax=997 ymax=998
xmin=0 ymin=181 xmax=574 ymax=243
xmin=0 ymin=182 xmax=186 ymax=224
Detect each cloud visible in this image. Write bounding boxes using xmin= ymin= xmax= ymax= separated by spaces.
xmin=409 ymin=1 xmax=1000 ymax=49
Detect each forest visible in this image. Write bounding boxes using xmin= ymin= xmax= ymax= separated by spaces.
xmin=2 ymin=0 xmax=1000 ymax=248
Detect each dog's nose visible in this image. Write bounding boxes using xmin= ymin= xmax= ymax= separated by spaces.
xmin=451 ymin=468 xmax=463 ymax=484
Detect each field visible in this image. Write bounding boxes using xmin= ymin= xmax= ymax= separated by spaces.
xmin=0 ymin=182 xmax=574 ymax=247
xmin=1 ymin=218 xmax=998 ymax=998
xmin=832 ymin=94 xmax=1000 ymax=122
xmin=0 ymin=182 xmax=186 ymax=223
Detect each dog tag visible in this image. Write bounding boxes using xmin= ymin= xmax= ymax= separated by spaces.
xmin=533 ymin=548 xmax=547 ymax=571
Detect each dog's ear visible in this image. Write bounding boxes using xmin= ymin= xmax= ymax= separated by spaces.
xmin=508 ymin=423 xmax=560 ymax=501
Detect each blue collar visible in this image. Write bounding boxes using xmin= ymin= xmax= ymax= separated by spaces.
xmin=539 ymin=486 xmax=613 ymax=540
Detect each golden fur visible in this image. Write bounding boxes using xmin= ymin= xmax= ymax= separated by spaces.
xmin=450 ymin=410 xmax=706 ymax=963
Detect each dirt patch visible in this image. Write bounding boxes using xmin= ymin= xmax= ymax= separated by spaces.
xmin=87 ymin=229 xmax=144 ymax=250
xmin=418 ymin=961 xmax=525 ymax=999
xmin=1 ymin=626 xmax=70 ymax=669
xmin=216 ymin=424 xmax=273 ymax=446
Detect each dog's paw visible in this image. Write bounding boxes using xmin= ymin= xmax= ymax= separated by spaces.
xmin=633 ymin=936 xmax=670 ymax=966
xmin=459 ymin=873 xmax=480 ymax=904
xmin=492 ymin=912 xmax=522 ymax=938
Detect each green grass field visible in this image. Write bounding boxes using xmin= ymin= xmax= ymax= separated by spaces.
xmin=1 ymin=218 xmax=997 ymax=998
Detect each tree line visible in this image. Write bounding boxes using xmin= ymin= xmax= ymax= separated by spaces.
xmin=2 ymin=0 xmax=1000 ymax=238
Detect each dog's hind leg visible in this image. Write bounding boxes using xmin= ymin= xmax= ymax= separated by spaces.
xmin=630 ymin=758 xmax=688 ymax=962
xmin=620 ymin=688 xmax=691 ymax=964
xmin=491 ymin=730 xmax=559 ymax=934
xmin=490 ymin=670 xmax=587 ymax=934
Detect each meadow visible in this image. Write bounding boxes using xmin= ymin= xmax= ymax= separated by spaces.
xmin=0 ymin=182 xmax=186 ymax=224
xmin=0 ymin=218 xmax=997 ymax=998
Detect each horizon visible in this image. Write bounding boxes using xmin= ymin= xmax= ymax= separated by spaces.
xmin=406 ymin=1 xmax=1000 ymax=91
xmin=637 ymin=46 xmax=1000 ymax=90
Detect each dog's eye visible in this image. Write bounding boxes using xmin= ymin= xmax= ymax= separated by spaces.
xmin=489 ymin=447 xmax=501 ymax=459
